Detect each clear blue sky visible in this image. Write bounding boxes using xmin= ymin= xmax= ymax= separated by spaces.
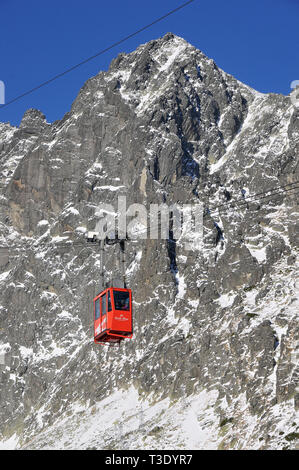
xmin=0 ymin=0 xmax=298 ymax=127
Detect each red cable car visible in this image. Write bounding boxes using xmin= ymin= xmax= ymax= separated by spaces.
xmin=94 ymin=287 xmax=133 ymax=345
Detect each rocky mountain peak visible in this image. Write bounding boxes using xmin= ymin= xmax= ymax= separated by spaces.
xmin=19 ymin=108 xmax=49 ymax=134
xmin=0 ymin=34 xmax=298 ymax=450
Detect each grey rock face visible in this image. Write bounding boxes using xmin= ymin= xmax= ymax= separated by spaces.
xmin=0 ymin=33 xmax=298 ymax=450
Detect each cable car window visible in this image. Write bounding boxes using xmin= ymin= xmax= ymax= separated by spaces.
xmin=95 ymin=299 xmax=100 ymax=320
xmin=107 ymin=291 xmax=112 ymax=312
xmin=101 ymin=294 xmax=106 ymax=315
xmin=114 ymin=291 xmax=130 ymax=310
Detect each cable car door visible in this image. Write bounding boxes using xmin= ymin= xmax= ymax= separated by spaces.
xmin=100 ymin=293 xmax=107 ymax=334
xmin=94 ymin=296 xmax=101 ymax=338
xmin=94 ymin=292 xmax=107 ymax=339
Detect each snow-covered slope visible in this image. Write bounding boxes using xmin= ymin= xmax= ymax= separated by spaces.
xmin=0 ymin=33 xmax=298 ymax=450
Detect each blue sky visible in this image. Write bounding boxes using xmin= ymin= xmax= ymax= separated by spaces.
xmin=0 ymin=0 xmax=298 ymax=127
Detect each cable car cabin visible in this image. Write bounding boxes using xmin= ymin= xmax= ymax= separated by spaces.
xmin=94 ymin=288 xmax=133 ymax=345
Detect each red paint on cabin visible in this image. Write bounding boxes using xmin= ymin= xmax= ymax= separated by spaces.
xmin=94 ymin=288 xmax=133 ymax=345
